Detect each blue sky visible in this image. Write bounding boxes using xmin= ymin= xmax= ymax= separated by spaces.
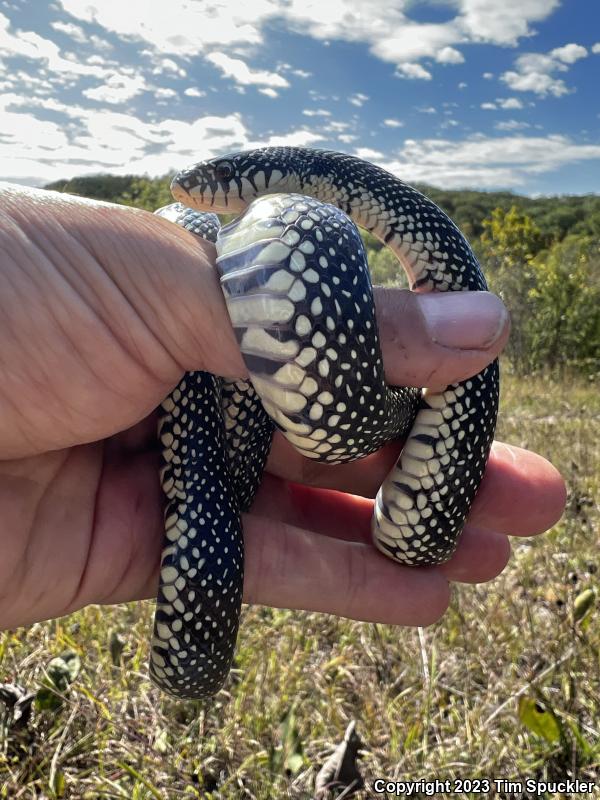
xmin=1 ymin=0 xmax=599 ymax=195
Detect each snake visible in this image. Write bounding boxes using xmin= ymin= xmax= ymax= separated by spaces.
xmin=149 ymin=147 xmax=499 ymax=700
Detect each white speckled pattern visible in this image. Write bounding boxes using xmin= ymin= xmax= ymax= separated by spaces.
xmin=151 ymin=147 xmax=499 ymax=700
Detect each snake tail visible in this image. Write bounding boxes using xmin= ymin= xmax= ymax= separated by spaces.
xmin=151 ymin=205 xmax=273 ymax=699
xmin=150 ymin=372 xmax=244 ymax=698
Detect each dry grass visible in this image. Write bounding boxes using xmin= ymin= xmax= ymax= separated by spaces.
xmin=1 ymin=370 xmax=598 ymax=799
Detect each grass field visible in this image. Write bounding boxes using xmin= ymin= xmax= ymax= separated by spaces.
xmin=1 ymin=371 xmax=598 ymax=799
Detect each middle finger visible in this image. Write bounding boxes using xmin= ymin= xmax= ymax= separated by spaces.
xmin=264 ymin=439 xmax=565 ymax=539
xmin=249 ymin=476 xmax=511 ymax=584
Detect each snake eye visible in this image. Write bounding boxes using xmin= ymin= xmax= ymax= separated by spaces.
xmin=215 ymin=161 xmax=233 ymax=181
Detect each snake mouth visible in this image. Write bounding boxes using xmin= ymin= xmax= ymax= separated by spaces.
xmin=170 ymin=173 xmax=250 ymax=215
xmin=169 ymin=176 xmax=215 ymax=209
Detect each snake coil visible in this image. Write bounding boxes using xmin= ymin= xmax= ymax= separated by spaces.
xmin=150 ymin=148 xmax=499 ymax=699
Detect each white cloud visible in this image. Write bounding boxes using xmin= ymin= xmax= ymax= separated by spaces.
xmin=55 ymin=0 xmax=561 ymax=84
xmin=1 ymin=93 xmax=90 ymax=119
xmin=263 ymin=129 xmax=323 ymax=147
xmin=154 ymin=87 xmax=177 ymax=99
xmin=89 ymin=34 xmax=113 ymax=51
xmin=152 ymin=57 xmax=186 ymax=77
xmin=303 ymin=108 xmax=332 ymax=117
xmin=458 ymin=81 xmax=468 ymax=89
xmin=2 ymin=86 xmax=598 ymax=196
xmin=497 ymin=97 xmax=524 ymax=109
xmin=383 ymin=118 xmax=404 ymax=128
xmin=417 ymin=106 xmax=437 ymax=114
xmin=50 ymin=20 xmax=87 ymax=43
xmin=377 ymin=23 xmax=457 ymax=64
xmin=388 ymin=133 xmax=600 ymax=188
xmin=457 ymin=0 xmax=560 ymax=45
xmin=354 ymin=147 xmax=384 ymax=160
xmin=57 ymin=0 xmax=265 ymax=52
xmin=184 ymin=87 xmax=206 ymax=98
xmin=0 ymin=106 xmax=69 ymax=152
xmin=326 ymin=121 xmax=351 ymax=132
xmin=495 ymin=120 xmax=531 ymax=131
xmin=0 ymin=69 xmax=53 ymax=96
xmin=207 ymin=51 xmax=289 ymax=90
xmin=436 ymin=46 xmax=464 ymax=64
xmin=371 ymin=1 xmax=558 ymax=71
xmin=550 ymin=43 xmax=587 ymax=63
xmin=396 ymin=63 xmax=432 ymax=80
xmin=503 ymin=69 xmax=568 ymax=97
xmin=592 ymin=43 xmax=600 ymax=54
xmin=0 ymin=11 xmax=109 ymax=78
xmin=502 ymin=44 xmax=588 ymax=97
xmin=79 ymin=111 xmax=171 ymax=156
xmin=0 ymin=111 xmax=136 ymax=184
xmin=348 ymin=93 xmax=369 ymax=107
xmin=165 ymin=114 xmax=250 ymax=157
xmin=483 ymin=71 xmax=494 ymax=79
xmin=83 ymin=73 xmax=147 ymax=104
xmin=273 ymin=0 xmax=409 ymax=52
xmin=483 ymin=97 xmax=525 ymax=110
xmin=279 ymin=62 xmax=312 ymax=78
xmin=259 ymin=87 xmax=278 ymax=98
xmin=0 ymin=109 xmax=257 ymax=184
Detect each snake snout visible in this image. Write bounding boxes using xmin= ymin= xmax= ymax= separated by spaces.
xmin=170 ymin=171 xmax=201 ymax=204
xmin=170 ymin=170 xmax=246 ymax=214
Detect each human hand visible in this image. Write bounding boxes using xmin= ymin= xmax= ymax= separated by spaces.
xmin=0 ymin=184 xmax=566 ymax=631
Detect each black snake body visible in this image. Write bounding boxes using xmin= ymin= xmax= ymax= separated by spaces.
xmin=149 ymin=148 xmax=499 ymax=699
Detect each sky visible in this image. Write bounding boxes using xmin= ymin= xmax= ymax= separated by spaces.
xmin=0 ymin=0 xmax=599 ymax=195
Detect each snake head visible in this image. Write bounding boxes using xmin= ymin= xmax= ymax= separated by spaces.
xmin=171 ymin=148 xmax=297 ymax=214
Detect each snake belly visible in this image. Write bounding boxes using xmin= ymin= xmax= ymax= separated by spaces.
xmin=150 ymin=149 xmax=499 ymax=700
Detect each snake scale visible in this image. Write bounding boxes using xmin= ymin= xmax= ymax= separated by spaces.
xmin=149 ymin=147 xmax=499 ymax=699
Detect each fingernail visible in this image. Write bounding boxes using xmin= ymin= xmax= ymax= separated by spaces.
xmin=419 ymin=291 xmax=508 ymax=349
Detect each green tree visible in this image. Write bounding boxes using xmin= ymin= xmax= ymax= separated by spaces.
xmin=480 ymin=206 xmax=544 ymax=372
xmin=367 ymin=246 xmax=407 ymax=287
xmin=118 ymin=176 xmax=172 ymax=211
xmin=528 ymin=236 xmax=600 ymax=374
xmin=45 ymin=174 xmax=172 ymax=211
xmin=480 ymin=206 xmax=599 ymax=376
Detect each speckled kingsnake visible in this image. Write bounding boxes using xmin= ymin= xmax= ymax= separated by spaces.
xmin=150 ymin=147 xmax=499 ymax=699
